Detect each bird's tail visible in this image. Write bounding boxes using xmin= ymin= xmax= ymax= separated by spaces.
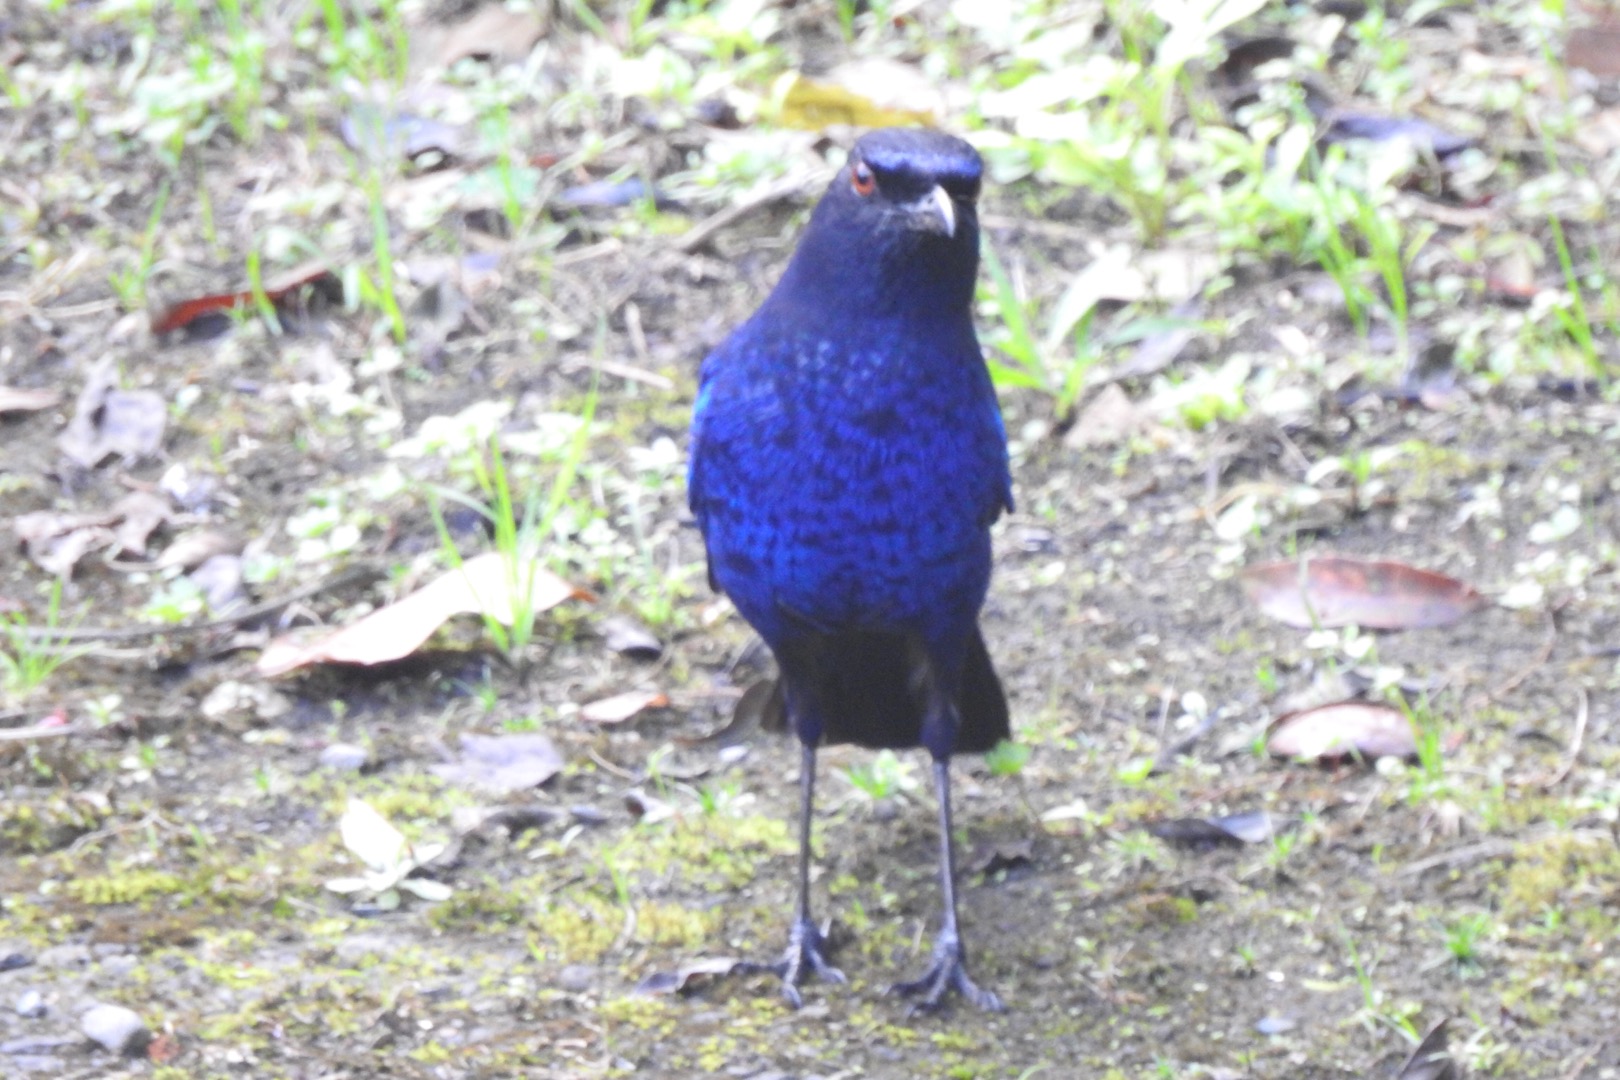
xmin=747 ymin=625 xmax=1009 ymax=755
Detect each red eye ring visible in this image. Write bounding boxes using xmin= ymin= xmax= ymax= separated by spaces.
xmin=851 ymin=162 xmax=876 ymax=197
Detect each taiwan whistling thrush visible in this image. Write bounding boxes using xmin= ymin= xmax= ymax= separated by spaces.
xmin=688 ymin=128 xmax=1011 ymax=1012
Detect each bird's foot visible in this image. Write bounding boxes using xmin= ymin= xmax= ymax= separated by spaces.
xmin=764 ymin=917 xmax=845 ymax=1008
xmin=891 ymin=932 xmax=1003 ymax=1014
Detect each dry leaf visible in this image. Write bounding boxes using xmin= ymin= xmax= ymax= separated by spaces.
xmin=1396 ymin=1018 xmax=1459 ymax=1080
xmin=431 ymin=733 xmax=564 ymax=794
xmin=1240 ymin=556 xmax=1484 ymax=630
xmin=423 ymin=5 xmax=546 ymax=70
xmin=110 ymin=491 xmax=172 ymax=558
xmin=58 ymin=357 xmax=166 ymax=468
xmin=1267 ymin=702 xmax=1416 ymax=762
xmin=635 ymin=957 xmax=746 ymax=996
xmin=1065 ymin=383 xmax=1153 ymax=448
xmin=776 ymin=65 xmax=939 ymax=131
xmin=1149 ymin=811 xmax=1275 ymax=848
xmin=256 ymin=552 xmax=589 ymax=676
xmin=0 ymin=387 xmax=60 ymax=414
xmin=580 ymin=690 xmax=668 ymax=725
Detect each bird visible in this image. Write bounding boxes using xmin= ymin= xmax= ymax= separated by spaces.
xmin=687 ymin=127 xmax=1012 ymax=1012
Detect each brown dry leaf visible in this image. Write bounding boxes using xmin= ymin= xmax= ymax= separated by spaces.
xmin=1240 ymin=556 xmax=1484 ymax=630
xmin=1396 ymin=1018 xmax=1458 ymax=1080
xmin=430 ymin=733 xmax=564 ymax=794
xmin=634 ymin=957 xmax=746 ymax=996
xmin=422 ymin=5 xmax=546 ymax=71
xmin=58 ymin=357 xmax=167 ymax=468
xmin=110 ymin=491 xmax=171 ymax=559
xmin=156 ymin=529 xmax=242 ymax=572
xmin=1267 ymin=702 xmax=1416 ymax=762
xmin=1575 ymin=106 xmax=1620 ymax=157
xmin=1568 ymin=7 xmax=1620 ymax=78
xmin=13 ymin=508 xmax=121 ymax=576
xmin=149 ymin=260 xmax=340 ymax=338
xmin=256 ymin=552 xmax=590 ymax=676
xmin=1149 ymin=810 xmax=1275 ymax=848
xmin=0 ymin=387 xmax=60 ymax=413
xmin=580 ymin=690 xmax=668 ymax=725
xmin=1065 ymin=383 xmax=1154 ymax=448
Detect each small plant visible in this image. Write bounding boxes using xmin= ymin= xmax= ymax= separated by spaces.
xmin=428 ymin=398 xmax=594 ymax=668
xmin=1441 ymin=911 xmax=1492 ymax=973
xmin=2 ymin=580 xmax=86 ymax=700
xmin=325 ymin=798 xmax=452 ymax=910
xmin=983 ymin=740 xmax=1031 ymax=778
xmin=1103 ymin=829 xmax=1169 ymax=877
xmin=842 ymin=750 xmax=916 ymax=802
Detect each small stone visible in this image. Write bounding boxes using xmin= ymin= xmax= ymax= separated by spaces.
xmin=557 ymin=964 xmax=597 ymax=993
xmin=34 ymin=944 xmax=90 ymax=969
xmin=319 ymin=743 xmax=369 ymax=772
xmin=80 ymin=1003 xmax=150 ymax=1057
xmin=14 ymin=990 xmax=46 ymax=1018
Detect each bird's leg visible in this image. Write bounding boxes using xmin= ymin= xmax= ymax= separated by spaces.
xmin=769 ymin=742 xmax=845 ymax=1007
xmin=891 ymin=757 xmax=1004 ymax=1013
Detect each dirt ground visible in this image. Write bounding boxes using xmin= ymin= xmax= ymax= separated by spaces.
xmin=4 ymin=2 xmax=1620 ymax=1078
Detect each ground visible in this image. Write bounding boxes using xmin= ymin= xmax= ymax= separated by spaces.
xmin=2 ymin=1 xmax=1619 ymax=1078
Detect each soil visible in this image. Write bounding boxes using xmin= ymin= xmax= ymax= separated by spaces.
xmin=3 ymin=3 xmax=1619 ymax=1079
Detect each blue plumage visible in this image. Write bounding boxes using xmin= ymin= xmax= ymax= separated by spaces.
xmin=689 ymin=128 xmax=1010 ymax=1011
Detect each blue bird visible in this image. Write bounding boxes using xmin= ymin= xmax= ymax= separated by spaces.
xmin=689 ymin=128 xmax=1011 ymax=1012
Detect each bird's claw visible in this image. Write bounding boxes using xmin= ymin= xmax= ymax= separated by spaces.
xmin=769 ymin=917 xmax=845 ymax=1008
xmin=890 ymin=933 xmax=1003 ymax=1014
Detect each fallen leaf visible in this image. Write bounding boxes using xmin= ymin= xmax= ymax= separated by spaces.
xmin=0 ymin=387 xmax=60 ymax=413
xmin=149 ymin=260 xmax=341 ymax=337
xmin=776 ymin=63 xmax=939 ymax=131
xmin=966 ymin=837 xmax=1035 ymax=877
xmin=423 ymin=5 xmax=546 ymax=70
xmin=580 ymin=690 xmax=668 ymax=725
xmin=1065 ymin=383 xmax=1153 ymax=448
xmin=430 ymin=733 xmax=564 ymax=794
xmin=1319 ymin=111 xmax=1473 ymax=158
xmin=1396 ymin=1018 xmax=1458 ymax=1080
xmin=635 ymin=957 xmax=746 ymax=996
xmin=600 ymin=615 xmax=662 ymax=660
xmin=58 ymin=357 xmax=167 ymax=467
xmin=255 ymin=551 xmax=590 ymax=676
xmin=156 ymin=529 xmax=242 ymax=571
xmin=339 ymin=797 xmax=408 ymax=873
xmin=340 ymin=106 xmax=466 ymax=164
xmin=1149 ymin=811 xmax=1276 ymax=848
xmin=1240 ymin=556 xmax=1484 ymax=630
xmin=1267 ymin=702 xmax=1416 ymax=762
xmin=1568 ymin=9 xmax=1620 ymax=79
xmin=110 ymin=491 xmax=171 ymax=559
xmin=13 ymin=507 xmax=121 ymax=575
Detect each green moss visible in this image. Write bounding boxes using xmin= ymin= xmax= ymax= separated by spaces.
xmin=1499 ymin=833 xmax=1620 ymax=919
xmin=65 ymin=869 xmax=185 ymax=906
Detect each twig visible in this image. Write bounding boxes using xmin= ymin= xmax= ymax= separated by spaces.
xmin=0 ymin=724 xmax=79 ymax=743
xmin=676 ymin=171 xmax=829 ymax=254
xmin=1540 ymin=687 xmax=1588 ymax=790
xmin=1560 ymin=1041 xmax=1603 ymax=1080
xmin=1484 ymin=605 xmax=1560 ymax=703
xmin=1396 ymin=838 xmax=1517 ymax=878
xmin=14 ymin=564 xmax=383 ymax=644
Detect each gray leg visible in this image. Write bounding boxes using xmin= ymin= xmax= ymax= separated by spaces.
xmin=769 ymin=742 xmax=845 ymax=1007
xmin=890 ymin=757 xmax=1003 ymax=1012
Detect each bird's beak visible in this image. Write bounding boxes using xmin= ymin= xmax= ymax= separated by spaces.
xmin=909 ymin=184 xmax=956 ymax=238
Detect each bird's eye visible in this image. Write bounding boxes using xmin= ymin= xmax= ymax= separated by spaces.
xmin=850 ymin=162 xmax=876 ymax=197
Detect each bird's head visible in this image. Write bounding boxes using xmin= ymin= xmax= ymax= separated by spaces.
xmin=776 ymin=128 xmax=984 ymax=320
